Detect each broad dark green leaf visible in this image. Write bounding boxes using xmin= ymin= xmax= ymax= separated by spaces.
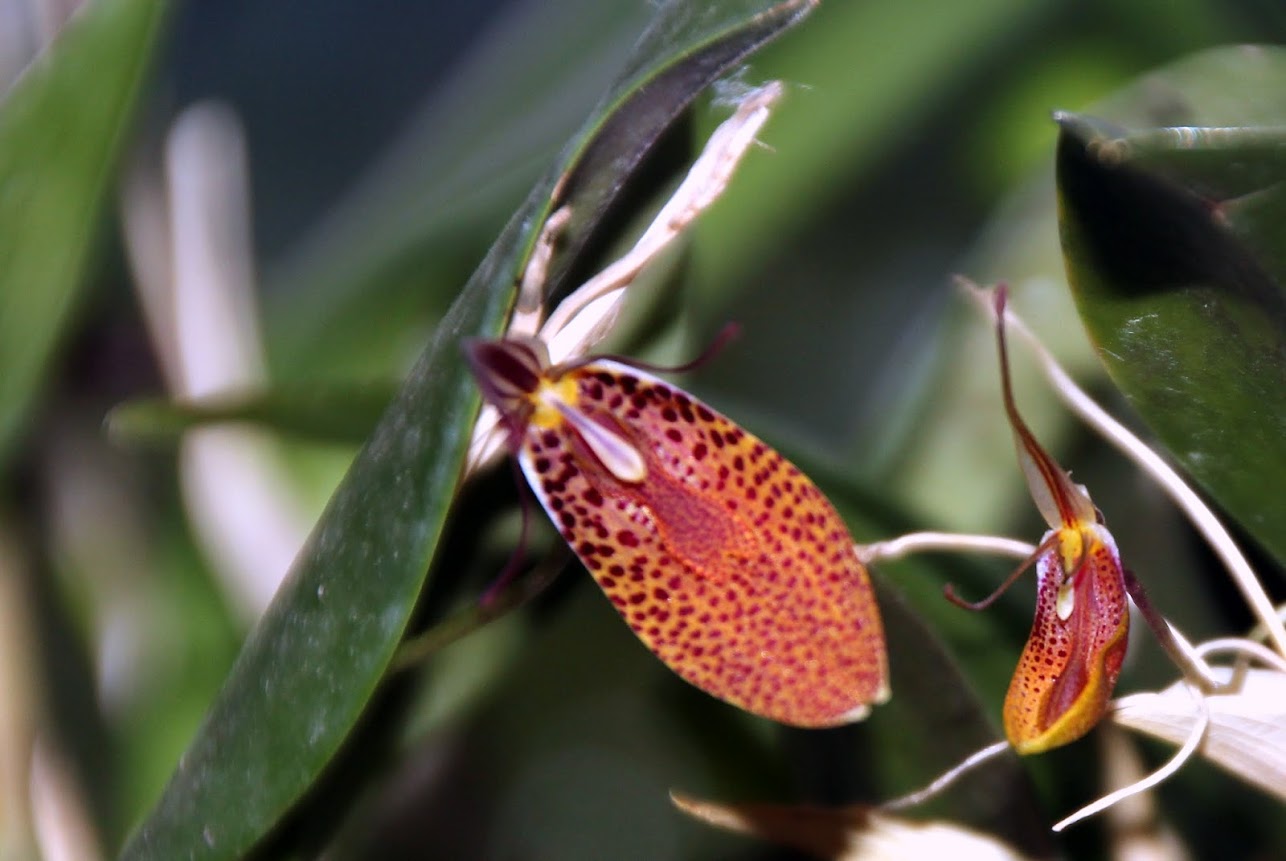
xmin=0 ymin=0 xmax=166 ymax=469
xmin=1056 ymin=111 xmax=1286 ymax=565
xmin=117 ymin=2 xmax=818 ymax=859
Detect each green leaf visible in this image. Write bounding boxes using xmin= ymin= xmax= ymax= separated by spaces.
xmin=116 ymin=2 xmax=818 ymax=859
xmin=0 ymin=0 xmax=166 ymax=469
xmin=1056 ymin=109 xmax=1286 ymax=565
xmin=106 ymin=384 xmax=396 ymax=447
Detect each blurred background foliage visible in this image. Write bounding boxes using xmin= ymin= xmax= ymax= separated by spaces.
xmin=2 ymin=0 xmax=1285 ymax=859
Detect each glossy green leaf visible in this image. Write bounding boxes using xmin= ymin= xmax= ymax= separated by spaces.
xmin=1057 ymin=108 xmax=1286 ymax=565
xmin=0 ymin=0 xmax=166 ymax=469
xmin=116 ymin=2 xmax=818 ymax=859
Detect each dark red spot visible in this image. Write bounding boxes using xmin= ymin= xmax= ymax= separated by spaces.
xmin=654 ymin=587 xmax=670 ymax=601
xmin=692 ymin=443 xmax=708 ymax=460
xmin=584 ymin=488 xmax=604 ymax=506
xmin=618 ymin=530 xmax=640 ymax=547
xmin=661 ymin=407 xmax=678 ymax=422
xmin=733 ymin=456 xmax=745 ymax=471
xmin=665 ymin=428 xmax=682 ymax=443
xmin=696 ymin=405 xmax=714 ymax=422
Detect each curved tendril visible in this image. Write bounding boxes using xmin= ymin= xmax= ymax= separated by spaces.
xmin=855 ymin=532 xmax=1035 ymax=565
xmin=944 ymin=531 xmax=1060 ymax=611
xmin=1055 ymin=683 xmax=1210 ymax=832
xmin=559 ymin=322 xmax=743 ymax=377
xmin=480 ymin=457 xmax=538 ymax=608
xmin=881 ymin=740 xmax=1011 ymax=810
xmin=1194 ymin=637 xmax=1286 ymax=674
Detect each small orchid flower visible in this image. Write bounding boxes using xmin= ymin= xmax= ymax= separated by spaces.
xmin=986 ymin=285 xmax=1129 ymax=754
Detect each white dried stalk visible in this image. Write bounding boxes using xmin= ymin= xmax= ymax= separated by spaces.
xmin=880 ymin=740 xmax=1010 ymax=811
xmin=465 ymin=80 xmax=786 ymax=475
xmin=1055 ymin=683 xmax=1210 ymax=832
xmin=857 ymin=532 xmax=1035 ymax=565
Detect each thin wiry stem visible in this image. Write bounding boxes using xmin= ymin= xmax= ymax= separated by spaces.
xmin=856 ymin=532 xmax=1035 ymax=564
xmin=881 ymin=741 xmax=1011 ymax=811
xmin=1124 ymin=569 xmax=1223 ymax=693
xmin=945 ymin=532 xmax=1060 ymax=612
xmin=1195 ymin=637 xmax=1286 ymax=674
xmin=1055 ymin=683 xmax=1210 ymax=832
xmin=958 ymin=279 xmax=1286 ymax=659
xmin=391 ymin=545 xmax=569 ymax=675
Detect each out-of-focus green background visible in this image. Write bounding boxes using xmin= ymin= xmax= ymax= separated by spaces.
xmin=2 ymin=1 xmax=1284 ymax=859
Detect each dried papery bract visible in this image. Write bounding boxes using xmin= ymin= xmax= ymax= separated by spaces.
xmin=466 ymin=81 xmax=785 ymax=477
xmin=672 ymin=791 xmax=1038 ymax=861
xmin=465 ymin=337 xmax=888 ymax=727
